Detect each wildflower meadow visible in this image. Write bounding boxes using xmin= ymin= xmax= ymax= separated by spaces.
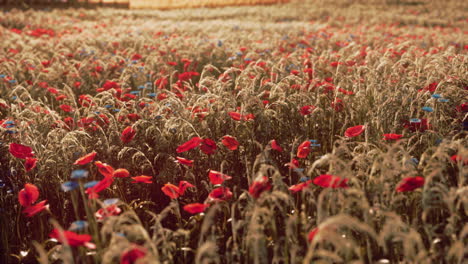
xmin=0 ymin=0 xmax=467 ymax=263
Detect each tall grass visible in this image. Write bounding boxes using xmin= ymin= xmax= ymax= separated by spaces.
xmin=0 ymin=0 xmax=466 ymax=263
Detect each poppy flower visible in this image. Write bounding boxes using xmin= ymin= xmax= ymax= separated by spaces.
xmin=208 ymin=187 xmax=233 ymax=201
xmin=200 ymin=138 xmax=217 ymax=155
xmin=120 ymin=245 xmax=147 ymax=264
xmin=95 ymin=161 xmax=114 ymax=177
xmin=297 ymin=141 xmax=311 ymax=158
xmin=59 ymin=104 xmax=73 ymax=112
xmin=176 ymin=137 xmax=202 ymax=153
xmin=18 ymin=183 xmax=39 ymax=207
xmin=331 ymin=98 xmax=344 ymax=112
xmin=249 ymin=176 xmax=271 ymax=199
xmin=300 ymin=105 xmax=316 ymax=116
xmin=289 ymin=180 xmax=312 ymax=193
xmin=74 ymin=151 xmax=97 ymax=165
xmin=121 ymin=126 xmax=136 ymax=144
xmin=161 ymin=181 xmax=194 ymax=199
xmin=85 ymin=176 xmax=114 ymax=199
xmin=175 ymin=157 xmax=194 ymax=166
xmin=23 ymin=200 xmax=48 ymax=217
xmin=113 ymin=168 xmax=130 ymax=178
xmin=131 ymin=54 xmax=142 ymax=61
xmin=451 ymin=154 xmax=468 ymax=165
xmin=95 ymin=204 xmax=122 ymax=220
xmin=396 ymin=176 xmax=424 ymax=192
xmin=285 ymin=158 xmax=300 ymax=169
xmin=383 ymin=134 xmax=403 ymax=141
xmin=162 ymin=183 xmax=180 ymax=199
xmin=308 ymin=227 xmax=319 ymax=243
xmin=221 ymin=136 xmax=239 ymax=150
xmin=9 ymin=143 xmax=34 ymax=159
xmin=49 ymin=229 xmax=94 ymax=248
xmin=271 ymin=140 xmax=283 ymax=152
xmin=228 ymin=112 xmax=242 ymax=121
xmin=131 ymin=175 xmax=152 ymax=184
xmin=178 ymin=181 xmax=194 ymax=195
xmin=313 ymin=174 xmax=349 ymax=188
xmin=208 ymin=170 xmax=232 ymax=185
xmin=24 ymin=157 xmax=38 ymax=171
xmin=345 ymin=125 xmax=365 ymax=138
xmin=183 ymin=203 xmax=209 ymax=214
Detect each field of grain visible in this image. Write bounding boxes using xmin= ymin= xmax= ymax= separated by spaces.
xmin=0 ymin=0 xmax=467 ymax=263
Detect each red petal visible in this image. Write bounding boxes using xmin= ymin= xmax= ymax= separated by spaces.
xmin=74 ymin=151 xmax=97 ymax=165
xmin=396 ymin=176 xmax=424 ymax=192
xmin=200 ymin=138 xmax=217 ymax=155
xmin=296 ymin=141 xmax=311 ymax=158
xmin=162 ymin=183 xmax=180 ymax=199
xmin=208 ymin=187 xmax=233 ymax=201
xmin=249 ymin=176 xmax=271 ymax=199
xmin=313 ymin=174 xmax=348 ymax=188
xmin=383 ymin=133 xmax=403 ymax=140
xmin=344 ymin=125 xmax=365 ymax=138
xmin=208 ymin=170 xmax=232 ymax=185
xmin=95 ymin=161 xmax=115 ymax=177
xmin=131 ymin=175 xmax=152 ymax=184
xmin=23 ymin=200 xmax=48 ymax=217
xmin=9 ymin=143 xmax=34 ymax=159
xmin=183 ymin=203 xmax=209 ymax=214
xmin=178 ymin=181 xmax=194 ymax=195
xmin=221 ymin=136 xmax=239 ymax=150
xmin=120 ymin=126 xmax=136 ymax=143
xmin=175 ymin=157 xmax=194 ymax=166
xmin=49 ymin=229 xmax=92 ymax=247
xmin=113 ymin=168 xmax=130 ymax=178
xmin=18 ymin=183 xmax=39 ymax=207
xmin=24 ymin=157 xmax=38 ymax=171
xmin=228 ymin=112 xmax=242 ymax=121
xmin=176 ymin=137 xmax=202 ymax=153
xmin=271 ymin=140 xmax=283 ymax=152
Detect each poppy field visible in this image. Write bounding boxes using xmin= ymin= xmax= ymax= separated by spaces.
xmin=0 ymin=0 xmax=467 ymax=263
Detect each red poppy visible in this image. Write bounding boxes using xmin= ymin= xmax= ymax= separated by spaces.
xmin=95 ymin=204 xmax=122 ymax=220
xmin=208 ymin=187 xmax=233 ymax=201
xmin=102 ymin=80 xmax=120 ymax=91
xmin=175 ymin=157 xmax=194 ymax=166
xmin=23 ymin=200 xmax=48 ymax=217
xmin=271 ymin=140 xmax=283 ymax=152
xmin=131 ymin=54 xmax=142 ymax=61
xmin=24 ymin=157 xmax=38 ymax=171
xmin=176 ymin=137 xmax=202 ymax=153
xmin=95 ymin=161 xmax=115 ymax=177
xmin=9 ymin=143 xmax=34 ymax=159
xmin=113 ymin=168 xmax=130 ymax=178
xmin=131 ymin=175 xmax=152 ymax=184
xmin=308 ymin=227 xmax=319 ymax=243
xmin=383 ymin=134 xmax=403 ymax=141
xmin=200 ymin=138 xmax=217 ymax=155
xmin=86 ymin=176 xmax=114 ymax=199
xmin=120 ymin=245 xmax=147 ymax=264
xmin=297 ymin=141 xmax=311 ymax=159
xmin=183 ymin=203 xmax=209 ymax=214
xmin=345 ymin=125 xmax=365 ymax=138
xmin=208 ymin=170 xmax=232 ymax=185
xmin=331 ymin=98 xmax=344 ymax=112
xmin=18 ymin=183 xmax=39 ymax=207
xmin=396 ymin=176 xmax=424 ymax=192
xmin=161 ymin=183 xmax=180 ymax=199
xmin=121 ymin=126 xmax=136 ymax=144
xmin=178 ymin=181 xmax=194 ymax=195
xmin=285 ymin=158 xmax=300 ymax=169
xmin=249 ymin=176 xmax=271 ymax=199
xmin=49 ymin=229 xmax=94 ymax=248
xmin=300 ymin=105 xmax=316 ymax=115
xmin=59 ymin=104 xmax=73 ymax=112
xmin=289 ymin=180 xmax=312 ymax=193
xmin=74 ymin=151 xmax=97 ymax=165
xmin=451 ymin=155 xmax=468 ymax=165
xmin=228 ymin=112 xmax=242 ymax=121
xmin=313 ymin=174 xmax=349 ymax=188
xmin=221 ymin=136 xmax=239 ymax=150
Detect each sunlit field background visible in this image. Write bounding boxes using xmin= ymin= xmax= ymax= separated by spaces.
xmin=0 ymin=0 xmax=467 ymax=263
